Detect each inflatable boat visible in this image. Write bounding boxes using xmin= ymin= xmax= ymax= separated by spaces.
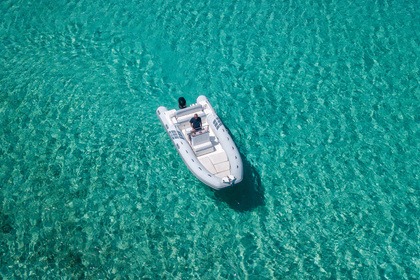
xmin=156 ymin=95 xmax=243 ymax=190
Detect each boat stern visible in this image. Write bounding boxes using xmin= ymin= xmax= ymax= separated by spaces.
xmin=222 ymin=175 xmax=237 ymax=186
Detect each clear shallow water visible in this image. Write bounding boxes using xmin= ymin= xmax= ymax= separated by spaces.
xmin=1 ymin=0 xmax=419 ymax=278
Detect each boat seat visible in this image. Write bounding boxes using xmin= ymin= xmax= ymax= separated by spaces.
xmin=175 ymin=104 xmax=203 ymax=122
xmin=194 ymin=144 xmax=214 ymax=156
xmin=191 ymin=130 xmax=210 ymax=146
xmin=177 ymin=111 xmax=206 ymax=125
xmin=191 ymin=130 xmax=214 ymax=156
xmin=194 ymin=141 xmax=213 ymax=152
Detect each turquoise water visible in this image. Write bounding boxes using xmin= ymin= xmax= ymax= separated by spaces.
xmin=1 ymin=0 xmax=419 ymax=278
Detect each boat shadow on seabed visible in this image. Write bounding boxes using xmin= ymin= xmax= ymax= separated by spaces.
xmin=213 ymin=155 xmax=264 ymax=212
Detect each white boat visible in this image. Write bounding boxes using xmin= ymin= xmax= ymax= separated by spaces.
xmin=156 ymin=95 xmax=243 ymax=190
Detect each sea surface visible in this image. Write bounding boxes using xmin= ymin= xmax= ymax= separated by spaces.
xmin=1 ymin=0 xmax=419 ymax=278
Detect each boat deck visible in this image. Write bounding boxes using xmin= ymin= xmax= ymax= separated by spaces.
xmin=178 ymin=123 xmax=231 ymax=178
xmin=197 ymin=150 xmax=231 ymax=178
xmin=170 ymin=102 xmax=232 ymax=179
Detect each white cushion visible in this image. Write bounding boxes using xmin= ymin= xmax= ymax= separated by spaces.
xmin=214 ymin=161 xmax=230 ymax=173
xmin=209 ymin=152 xmax=228 ymax=164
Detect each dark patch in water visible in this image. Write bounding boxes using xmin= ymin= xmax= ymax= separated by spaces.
xmin=0 ymin=213 xmax=13 ymax=234
xmin=214 ymin=155 xmax=264 ymax=212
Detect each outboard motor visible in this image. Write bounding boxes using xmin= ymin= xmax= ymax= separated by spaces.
xmin=178 ymin=97 xmax=187 ymax=109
